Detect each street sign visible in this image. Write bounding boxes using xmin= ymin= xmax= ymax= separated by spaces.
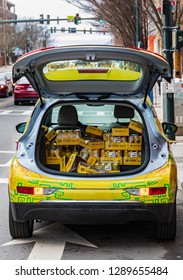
xmin=172 ymin=29 xmax=183 ymax=49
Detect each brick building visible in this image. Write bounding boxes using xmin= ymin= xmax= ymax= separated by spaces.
xmin=0 ymin=0 xmax=15 ymax=65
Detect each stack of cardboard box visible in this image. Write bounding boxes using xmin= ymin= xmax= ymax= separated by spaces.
xmin=45 ymin=120 xmax=143 ymax=174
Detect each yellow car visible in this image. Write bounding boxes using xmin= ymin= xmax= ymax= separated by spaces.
xmin=9 ymin=45 xmax=177 ymax=240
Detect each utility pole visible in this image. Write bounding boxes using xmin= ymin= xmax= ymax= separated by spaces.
xmin=163 ymin=0 xmax=173 ymax=76
xmin=163 ymin=0 xmax=175 ymax=140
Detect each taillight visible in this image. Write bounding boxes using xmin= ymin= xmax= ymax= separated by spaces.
xmin=149 ymin=187 xmax=167 ymax=195
xmin=125 ymin=187 xmax=167 ymax=196
xmin=15 ymin=140 xmax=18 ymax=151
xmin=17 ymin=186 xmax=58 ymax=195
xmin=15 ymin=85 xmax=25 ymax=90
xmin=17 ymin=186 xmax=34 ymax=195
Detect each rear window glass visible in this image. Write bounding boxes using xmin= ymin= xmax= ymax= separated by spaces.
xmin=50 ymin=104 xmax=142 ymax=127
xmin=43 ymin=59 xmax=142 ymax=82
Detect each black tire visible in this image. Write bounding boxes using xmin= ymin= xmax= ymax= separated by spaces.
xmin=14 ymin=100 xmax=19 ymax=105
xmin=154 ymin=202 xmax=176 ymax=241
xmin=9 ymin=203 xmax=34 ymax=238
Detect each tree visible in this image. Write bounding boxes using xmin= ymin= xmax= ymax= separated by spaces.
xmin=0 ymin=19 xmax=53 ymax=65
xmin=65 ymin=0 xmax=183 ymax=47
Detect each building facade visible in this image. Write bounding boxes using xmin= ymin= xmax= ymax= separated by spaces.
xmin=0 ymin=0 xmax=15 ymax=65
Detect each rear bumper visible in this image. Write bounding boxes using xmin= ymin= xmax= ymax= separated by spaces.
xmin=11 ymin=201 xmax=175 ymax=224
xmin=14 ymin=96 xmax=38 ymax=102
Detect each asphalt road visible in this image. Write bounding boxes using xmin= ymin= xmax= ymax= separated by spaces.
xmin=0 ymin=97 xmax=183 ymax=260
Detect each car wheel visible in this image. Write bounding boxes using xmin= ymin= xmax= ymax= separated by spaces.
xmin=14 ymin=100 xmax=19 ymax=105
xmin=9 ymin=203 xmax=34 ymax=238
xmin=154 ymin=201 xmax=176 ymax=240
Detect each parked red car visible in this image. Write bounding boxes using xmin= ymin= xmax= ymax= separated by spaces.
xmin=14 ymin=77 xmax=39 ymax=105
xmin=0 ymin=73 xmax=13 ymax=97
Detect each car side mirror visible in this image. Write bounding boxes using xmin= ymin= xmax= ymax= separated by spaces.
xmin=162 ymin=122 xmax=177 ymax=135
xmin=16 ymin=122 xmax=26 ymax=133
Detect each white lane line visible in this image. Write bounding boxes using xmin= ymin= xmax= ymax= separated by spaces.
xmin=22 ymin=110 xmax=32 ymax=115
xmin=0 ymin=159 xmax=12 ymax=167
xmin=0 ymin=151 xmax=15 ymax=153
xmin=0 ymin=110 xmax=12 ymax=115
xmin=0 ymin=178 xmax=8 ymax=184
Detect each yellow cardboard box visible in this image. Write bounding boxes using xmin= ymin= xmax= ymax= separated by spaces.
xmin=46 ymin=156 xmax=61 ymax=165
xmin=56 ymin=138 xmax=80 ymax=146
xmin=77 ymin=162 xmax=99 ymax=174
xmin=65 ymin=154 xmax=85 ymax=172
xmin=123 ymin=157 xmax=141 ymax=165
xmin=60 ymin=156 xmax=66 ymax=172
xmin=87 ymin=155 xmax=98 ymax=166
xmin=129 ymin=120 xmax=143 ymax=133
xmin=105 ymin=142 xmax=128 ymax=150
xmin=112 ymin=127 xmax=129 ymax=136
xmin=45 ymin=129 xmax=57 ymax=142
xmin=100 ymin=157 xmax=123 ymax=165
xmin=80 ymin=137 xmax=105 ymax=150
xmin=86 ymin=126 xmax=103 ymax=138
xmin=127 ymin=143 xmax=142 ymax=151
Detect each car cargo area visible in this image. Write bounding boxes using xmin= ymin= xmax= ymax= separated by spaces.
xmin=36 ymin=103 xmax=148 ymax=175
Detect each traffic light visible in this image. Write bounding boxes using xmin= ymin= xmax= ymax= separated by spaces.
xmin=47 ymin=15 xmax=50 ymax=24
xmin=54 ymin=27 xmax=57 ymax=33
xmin=74 ymin=13 xmax=81 ymax=24
xmin=99 ymin=19 xmax=103 ymax=24
xmin=39 ymin=14 xmax=44 ymax=24
xmin=84 ymin=27 xmax=86 ymax=34
xmin=50 ymin=27 xmax=53 ymax=33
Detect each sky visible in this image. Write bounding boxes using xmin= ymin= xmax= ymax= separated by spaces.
xmin=11 ymin=0 xmax=85 ymax=19
xmin=11 ymin=0 xmax=112 ymax=46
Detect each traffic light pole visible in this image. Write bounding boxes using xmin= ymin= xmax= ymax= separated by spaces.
xmin=163 ymin=0 xmax=175 ymax=140
xmin=0 ymin=17 xmax=101 ymax=25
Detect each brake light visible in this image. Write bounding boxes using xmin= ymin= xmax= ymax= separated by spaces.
xmin=15 ymin=140 xmax=18 ymax=151
xmin=149 ymin=187 xmax=167 ymax=195
xmin=125 ymin=187 xmax=167 ymax=196
xmin=0 ymin=85 xmax=5 ymax=88
xmin=78 ymin=69 xmax=108 ymax=73
xmin=15 ymin=85 xmax=26 ymax=90
xmin=17 ymin=186 xmax=58 ymax=195
xmin=17 ymin=186 xmax=34 ymax=195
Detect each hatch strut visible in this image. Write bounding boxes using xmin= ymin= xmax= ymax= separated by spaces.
xmin=27 ymin=71 xmax=45 ymax=108
xmin=142 ymin=69 xmax=153 ymax=109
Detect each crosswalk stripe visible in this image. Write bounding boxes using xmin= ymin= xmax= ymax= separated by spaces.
xmin=0 ymin=110 xmax=32 ymax=115
xmin=0 ymin=178 xmax=8 ymax=184
xmin=0 ymin=159 xmax=12 ymax=167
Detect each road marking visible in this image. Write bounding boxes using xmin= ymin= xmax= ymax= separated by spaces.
xmin=0 ymin=178 xmax=8 ymax=183
xmin=2 ymin=223 xmax=97 ymax=260
xmin=0 ymin=151 xmax=14 ymax=153
xmin=0 ymin=159 xmax=12 ymax=167
xmin=0 ymin=110 xmax=32 ymax=115
xmin=0 ymin=110 xmax=12 ymax=115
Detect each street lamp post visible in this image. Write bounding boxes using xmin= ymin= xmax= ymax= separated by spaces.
xmin=163 ymin=0 xmax=175 ymax=140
